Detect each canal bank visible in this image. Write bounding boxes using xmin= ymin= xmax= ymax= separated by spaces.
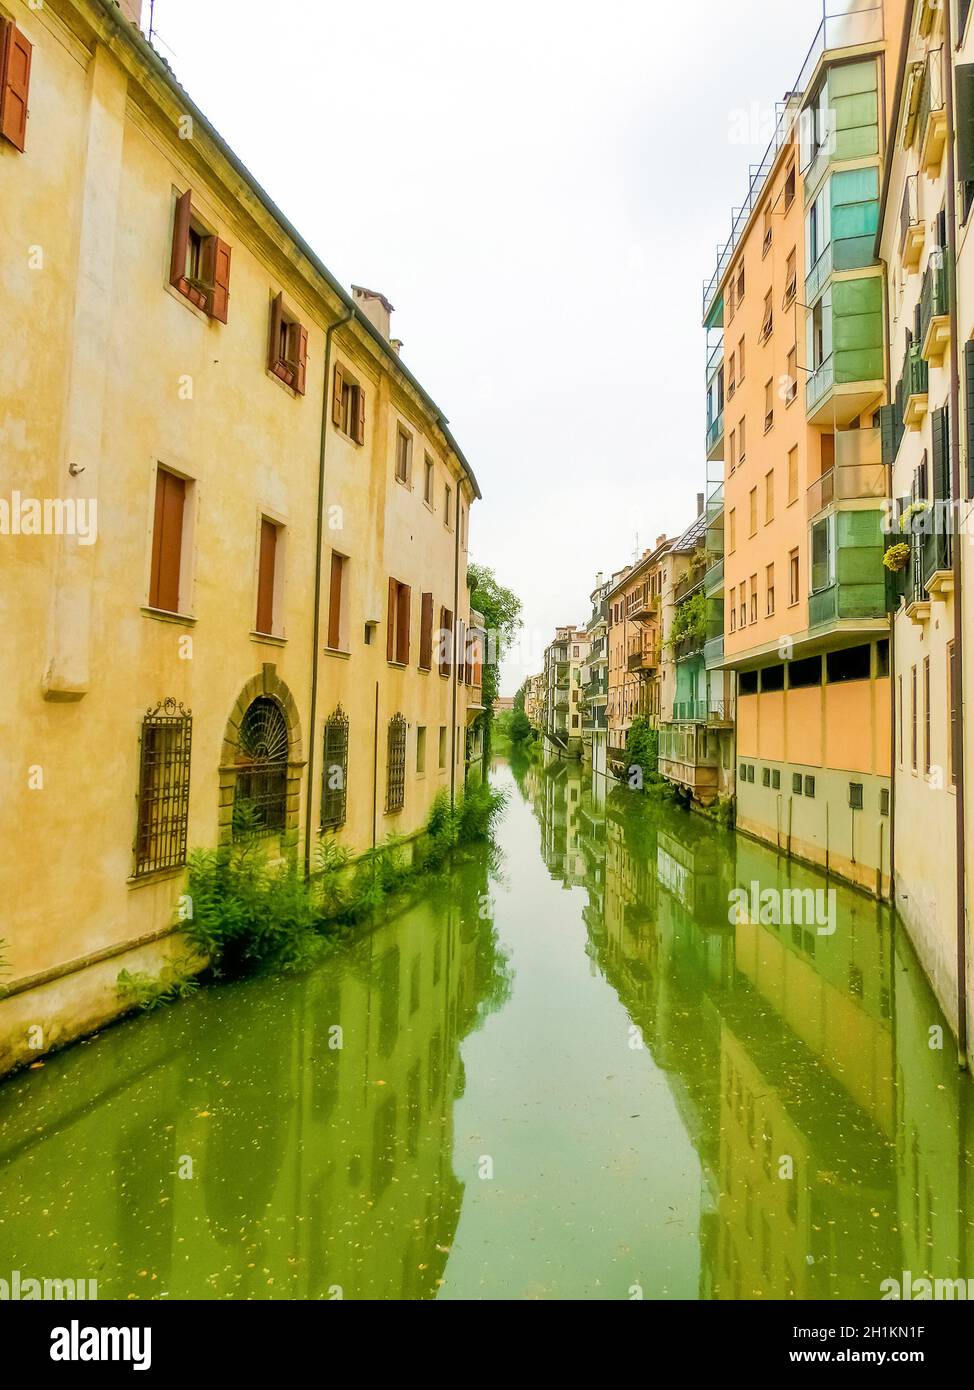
xmin=0 ymin=756 xmax=971 ymax=1300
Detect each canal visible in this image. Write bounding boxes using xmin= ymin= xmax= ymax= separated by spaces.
xmin=1 ymin=753 xmax=971 ymax=1300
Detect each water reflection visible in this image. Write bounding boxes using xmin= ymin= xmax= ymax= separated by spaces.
xmin=512 ymin=750 xmax=973 ymax=1300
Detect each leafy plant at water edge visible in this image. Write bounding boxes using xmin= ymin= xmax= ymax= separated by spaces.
xmin=117 ymin=960 xmax=200 ymax=1011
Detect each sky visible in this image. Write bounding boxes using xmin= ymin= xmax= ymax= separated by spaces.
xmin=149 ymin=0 xmax=825 ymax=694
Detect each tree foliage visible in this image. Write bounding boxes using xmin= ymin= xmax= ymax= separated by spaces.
xmin=467 ymin=562 xmax=523 ymax=718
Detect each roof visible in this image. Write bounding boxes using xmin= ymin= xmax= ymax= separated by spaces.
xmin=670 ymin=511 xmax=708 ymax=555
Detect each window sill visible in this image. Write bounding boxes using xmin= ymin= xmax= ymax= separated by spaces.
xmin=127 ymin=864 xmax=187 ymax=888
xmin=142 ymin=606 xmax=197 ymax=626
xmin=324 ymin=646 xmax=350 ymax=660
xmin=387 ymin=660 xmax=408 ymax=670
xmin=252 ymin=631 xmax=287 ymax=646
xmin=417 ymin=664 xmax=431 ymax=674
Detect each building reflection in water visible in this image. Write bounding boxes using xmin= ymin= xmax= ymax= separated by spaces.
xmin=512 ymin=750 xmax=972 ymax=1301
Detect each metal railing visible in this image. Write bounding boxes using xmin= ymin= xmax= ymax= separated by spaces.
xmin=918 ymin=47 xmax=944 ymax=151
xmin=706 ymin=410 xmax=724 ymax=453
xmin=806 ymin=352 xmax=834 ymax=413
xmin=919 ymin=253 xmax=949 ymax=344
xmin=900 ymin=174 xmax=919 ymax=251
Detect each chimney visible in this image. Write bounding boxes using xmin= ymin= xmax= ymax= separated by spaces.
xmin=697 ymin=492 xmax=705 ymax=517
xmin=656 ymin=533 xmax=667 ymax=548
xmin=118 ymin=0 xmax=144 ymax=27
xmin=352 ymin=285 xmax=395 ymax=340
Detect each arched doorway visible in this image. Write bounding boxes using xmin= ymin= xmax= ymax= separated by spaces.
xmin=220 ymin=665 xmax=304 ymax=851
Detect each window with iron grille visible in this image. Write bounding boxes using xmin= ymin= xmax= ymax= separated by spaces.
xmin=321 ymin=705 xmax=349 ymax=830
xmin=134 ymin=699 xmax=192 ymax=877
xmin=234 ymin=696 xmax=289 ymax=837
xmin=386 ymin=712 xmax=406 ymax=812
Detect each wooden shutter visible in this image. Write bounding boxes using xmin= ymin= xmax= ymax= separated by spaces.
xmin=0 ymin=22 xmax=32 ymax=152
xmin=396 ymin=585 xmax=411 ymax=665
xmin=292 ymin=324 xmax=308 ymax=396
xmin=965 ymin=341 xmax=974 ymax=498
xmin=931 ymin=406 xmax=949 ymax=501
xmin=150 ymin=469 xmax=185 ymax=613
xmin=353 ymin=385 xmax=366 ymax=444
xmin=457 ymin=620 xmax=466 ymax=685
xmin=957 ymin=65 xmax=974 ymax=185
xmin=332 ymin=364 xmax=345 ymax=426
xmin=387 ymin=578 xmax=397 ymax=661
xmin=439 ymin=607 xmax=453 ymax=676
xmin=268 ymin=292 xmax=284 ymax=374
xmin=419 ymin=592 xmax=433 ymax=670
xmin=208 ymin=238 xmax=231 ymax=323
xmin=170 ymin=189 xmax=192 ymax=290
xmin=256 ymin=519 xmax=277 ymax=634
xmin=879 ymin=404 xmax=896 ymax=467
xmin=327 ymin=552 xmax=343 ymax=649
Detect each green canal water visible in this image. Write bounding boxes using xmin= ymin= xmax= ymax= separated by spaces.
xmin=1 ymin=753 xmax=972 ymax=1300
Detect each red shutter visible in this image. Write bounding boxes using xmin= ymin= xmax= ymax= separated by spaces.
xmin=293 ymin=324 xmax=308 ymax=396
xmin=327 ymin=552 xmax=343 ymax=649
xmin=150 ymin=469 xmax=185 ymax=613
xmin=457 ymin=620 xmax=466 ymax=685
xmin=419 ymin=592 xmax=433 ymax=670
xmin=0 ymin=23 xmax=32 ymax=153
xmin=170 ymin=189 xmax=192 ymax=291
xmin=256 ymin=519 xmax=277 ymax=634
xmin=387 ymin=578 xmax=397 ymax=661
xmin=268 ymin=292 xmax=284 ymax=374
xmin=354 ymin=384 xmax=366 ymax=444
xmin=332 ymin=364 xmax=345 ymax=426
xmin=208 ymin=238 xmax=231 ymax=323
xmin=439 ymin=607 xmax=454 ymax=677
xmin=397 ymin=585 xmax=411 ymax=665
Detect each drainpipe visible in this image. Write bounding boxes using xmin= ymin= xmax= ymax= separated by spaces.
xmin=942 ymin=0 xmax=969 ymax=1065
xmin=449 ymin=474 xmax=461 ymax=807
xmin=304 ymin=304 xmax=355 ymax=877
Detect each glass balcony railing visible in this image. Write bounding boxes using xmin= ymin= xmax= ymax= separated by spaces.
xmin=806 ymin=353 xmax=834 ymax=413
xmin=805 ymin=242 xmax=833 ymax=306
xmin=706 ymin=410 xmax=724 ymax=456
xmin=806 ymin=427 xmax=885 ymax=517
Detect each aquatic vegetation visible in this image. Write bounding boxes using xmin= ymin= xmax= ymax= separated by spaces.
xmin=116 ymin=961 xmax=200 ymax=1011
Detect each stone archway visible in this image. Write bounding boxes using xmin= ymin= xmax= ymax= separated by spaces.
xmin=219 ymin=664 xmax=305 ymax=851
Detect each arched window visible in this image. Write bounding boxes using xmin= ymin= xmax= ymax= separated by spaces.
xmin=234 ymin=696 xmax=289 ymax=837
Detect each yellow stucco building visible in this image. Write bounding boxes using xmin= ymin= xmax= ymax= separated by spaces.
xmin=0 ymin=0 xmax=483 ymax=1073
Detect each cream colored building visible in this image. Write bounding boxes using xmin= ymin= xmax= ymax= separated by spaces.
xmin=0 ymin=0 xmax=482 ymax=1073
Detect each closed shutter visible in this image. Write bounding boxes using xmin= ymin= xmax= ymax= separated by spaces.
xmin=879 ymin=403 xmax=896 ymax=467
xmin=150 ymin=469 xmax=185 ymax=613
xmin=0 ymin=22 xmax=32 ymax=152
xmin=208 ymin=238 xmax=231 ymax=322
xmin=957 ymin=65 xmax=974 ymax=185
xmin=293 ymin=324 xmax=308 ymax=396
xmin=170 ymin=189 xmax=192 ymax=290
xmin=457 ymin=620 xmax=466 ymax=685
xmin=387 ymin=578 xmax=397 ymax=661
xmin=268 ymin=293 xmax=284 ymax=374
xmin=256 ymin=519 xmax=277 ymax=634
xmin=931 ymin=406 xmax=949 ymax=501
xmin=439 ymin=607 xmax=454 ymax=677
xmin=327 ymin=552 xmax=343 ymax=649
xmin=332 ymin=364 xmax=345 ymax=426
xmin=965 ymin=341 xmax=974 ymax=497
xmin=396 ymin=584 xmax=411 ymax=665
xmin=353 ymin=385 xmax=366 ymax=444
xmin=419 ymin=591 xmax=433 ymax=670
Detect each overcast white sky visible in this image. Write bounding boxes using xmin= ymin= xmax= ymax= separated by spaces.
xmin=151 ymin=0 xmax=824 ymax=693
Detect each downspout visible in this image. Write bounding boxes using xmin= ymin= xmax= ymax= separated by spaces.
xmin=304 ymin=305 xmax=354 ymax=877
xmin=449 ymin=471 xmax=461 ymax=807
xmin=942 ymin=0 xmax=969 ymax=1065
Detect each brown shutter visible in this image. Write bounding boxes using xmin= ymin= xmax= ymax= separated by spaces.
xmin=332 ymin=364 xmax=345 ymax=426
xmin=457 ymin=620 xmax=466 ymax=684
xmin=256 ymin=519 xmax=277 ymax=634
xmin=268 ymin=292 xmax=284 ymax=373
xmin=293 ymin=324 xmax=308 ymax=396
xmin=208 ymin=238 xmax=231 ymax=323
xmin=387 ymin=578 xmax=397 ymax=661
xmin=397 ymin=584 xmax=411 ymax=665
xmin=439 ymin=607 xmax=454 ymax=676
xmin=170 ymin=189 xmax=192 ymax=290
xmin=327 ymin=552 xmax=343 ymax=649
xmin=354 ymin=384 xmax=366 ymax=444
xmin=419 ymin=591 xmax=433 ymax=670
xmin=0 ymin=22 xmax=31 ymax=152
xmin=150 ymin=469 xmax=185 ymax=613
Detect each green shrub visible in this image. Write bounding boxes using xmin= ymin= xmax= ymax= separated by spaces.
xmin=117 ymin=961 xmax=200 ymax=1011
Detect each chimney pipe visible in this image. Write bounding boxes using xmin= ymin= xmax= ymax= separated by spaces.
xmin=697 ymin=492 xmax=705 ymax=517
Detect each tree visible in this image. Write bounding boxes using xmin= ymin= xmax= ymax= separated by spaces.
xmin=467 ymin=563 xmax=523 ymax=719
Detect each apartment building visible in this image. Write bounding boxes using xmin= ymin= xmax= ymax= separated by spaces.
xmin=581 ymin=574 xmax=611 ymax=780
xmin=877 ymin=0 xmax=972 ymax=1056
xmin=0 ymin=0 xmax=482 ymax=1071
xmin=542 ymin=627 xmax=590 ymax=759
xmin=703 ymin=0 xmax=905 ymax=894
xmin=523 ymin=672 xmax=545 ymax=731
xmin=605 ymin=541 xmax=669 ymax=775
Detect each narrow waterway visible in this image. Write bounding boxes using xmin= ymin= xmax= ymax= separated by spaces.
xmin=1 ymin=754 xmax=972 ymax=1300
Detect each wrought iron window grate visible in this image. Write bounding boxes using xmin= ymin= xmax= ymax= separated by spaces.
xmin=321 ymin=705 xmax=349 ymax=829
xmin=386 ymin=712 xmax=406 ymax=813
xmin=234 ymin=696 xmax=289 ymax=837
xmin=134 ymin=699 xmax=192 ymax=877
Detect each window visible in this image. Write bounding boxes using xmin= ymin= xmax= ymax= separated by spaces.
xmin=255 ymin=518 xmax=281 ymax=636
xmin=765 ymin=470 xmax=775 ymax=524
xmin=747 ymin=765 xmax=755 ymax=783
xmin=739 ymin=416 xmax=747 ymax=463
xmin=416 ymin=725 xmax=427 ymax=775
xmin=728 ymin=508 xmax=736 ymax=552
xmin=737 ymin=261 xmax=745 ymax=303
xmin=761 ymin=290 xmax=773 ymax=342
xmin=386 ymin=713 xmax=406 ymax=812
xmin=444 ymin=483 xmax=453 ymax=528
xmin=321 ymin=706 xmax=349 ymax=830
xmin=787 ymin=447 xmax=799 ymax=504
xmin=419 ymin=591 xmax=434 ymax=671
xmin=764 ymin=380 xmax=774 ymax=433
xmin=849 ymin=782 xmax=863 ymax=810
xmin=763 ymin=210 xmax=773 ymax=258
xmin=876 ymin=639 xmax=889 ymax=678
xmin=923 ymin=656 xmax=931 ymax=776
xmin=784 ymin=162 xmax=796 ymax=211
xmin=438 ymin=606 xmax=454 ymax=677
xmin=898 ymin=675 xmax=904 ymax=766
xmin=460 ymin=504 xmax=466 ymax=548
xmin=880 ymin=787 xmax=890 ymax=816
xmin=149 ymin=467 xmax=187 ymax=614
xmin=763 ymin=767 xmax=771 ymax=787
xmin=740 ymin=584 xmax=747 ymax=631
xmin=804 ymin=776 xmax=816 ymax=798
xmin=784 ymin=249 xmax=797 ymax=306
xmin=395 ymin=426 xmax=412 ymax=484
xmin=911 ymin=664 xmax=918 ymax=772
xmin=728 ymin=352 xmax=737 ymax=396
xmin=788 ymin=655 xmax=822 ymax=689
xmin=739 ymin=671 xmax=758 ymax=695
xmin=738 ymin=336 xmax=746 ymax=382
xmin=268 ymin=294 xmax=308 ymax=395
xmin=134 ymin=699 xmax=192 ymax=877
xmin=793 ymin=773 xmax=803 ymax=795
xmin=327 ymin=552 xmax=346 ymax=651
xmin=234 ymin=697 xmax=288 ymax=837
xmin=772 ymin=769 xmax=781 ymax=790
xmin=761 ymin=664 xmax=784 ymax=692
xmin=766 ymin=562 xmax=775 ymax=616
xmin=386 ymin=578 xmax=411 ymax=665
xmin=748 ymin=488 xmax=758 ymax=536
xmin=332 ymin=364 xmax=365 ymax=443
xmin=170 ymin=190 xmax=231 ymax=322
xmin=729 ymin=429 xmax=737 ymax=473
xmin=438 ymin=725 xmax=447 ymax=770
xmin=0 ymin=19 xmax=32 ymax=152
xmin=948 ymin=641 xmax=958 ymax=785
xmin=750 ymin=576 xmax=758 ymax=624
xmin=786 ymin=346 xmax=797 ymax=403
xmin=729 ymin=587 xmax=737 ymax=632
xmin=826 ymin=644 xmax=871 ymax=684
xmin=788 ymin=548 xmax=800 ymax=605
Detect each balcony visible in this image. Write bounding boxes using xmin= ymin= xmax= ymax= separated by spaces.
xmin=673 ymin=633 xmax=705 ymax=663
xmin=627 ymin=644 xmax=659 ymax=673
xmin=919 ymin=254 xmax=950 ymax=362
xmin=670 ymin=698 xmax=734 ymax=725
xmin=704 ymin=633 xmax=725 ymax=669
xmin=808 ymin=508 xmax=887 ymax=629
xmin=806 ymin=427 xmax=886 ymax=519
xmin=805 ymin=243 xmax=833 ymax=308
xmin=900 ymin=175 xmax=924 ymax=271
xmin=674 ymin=564 xmax=708 ymax=605
xmin=627 ymin=589 xmax=659 ymax=622
xmin=706 ymin=410 xmax=724 ymax=461
xmin=658 ymin=723 xmax=720 ymax=805
xmin=704 ymin=556 xmax=724 ymax=597
xmin=806 ymin=276 xmax=885 ymax=425
xmin=917 ymin=48 xmax=946 ymax=173
xmin=900 ymin=342 xmax=929 ymax=428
